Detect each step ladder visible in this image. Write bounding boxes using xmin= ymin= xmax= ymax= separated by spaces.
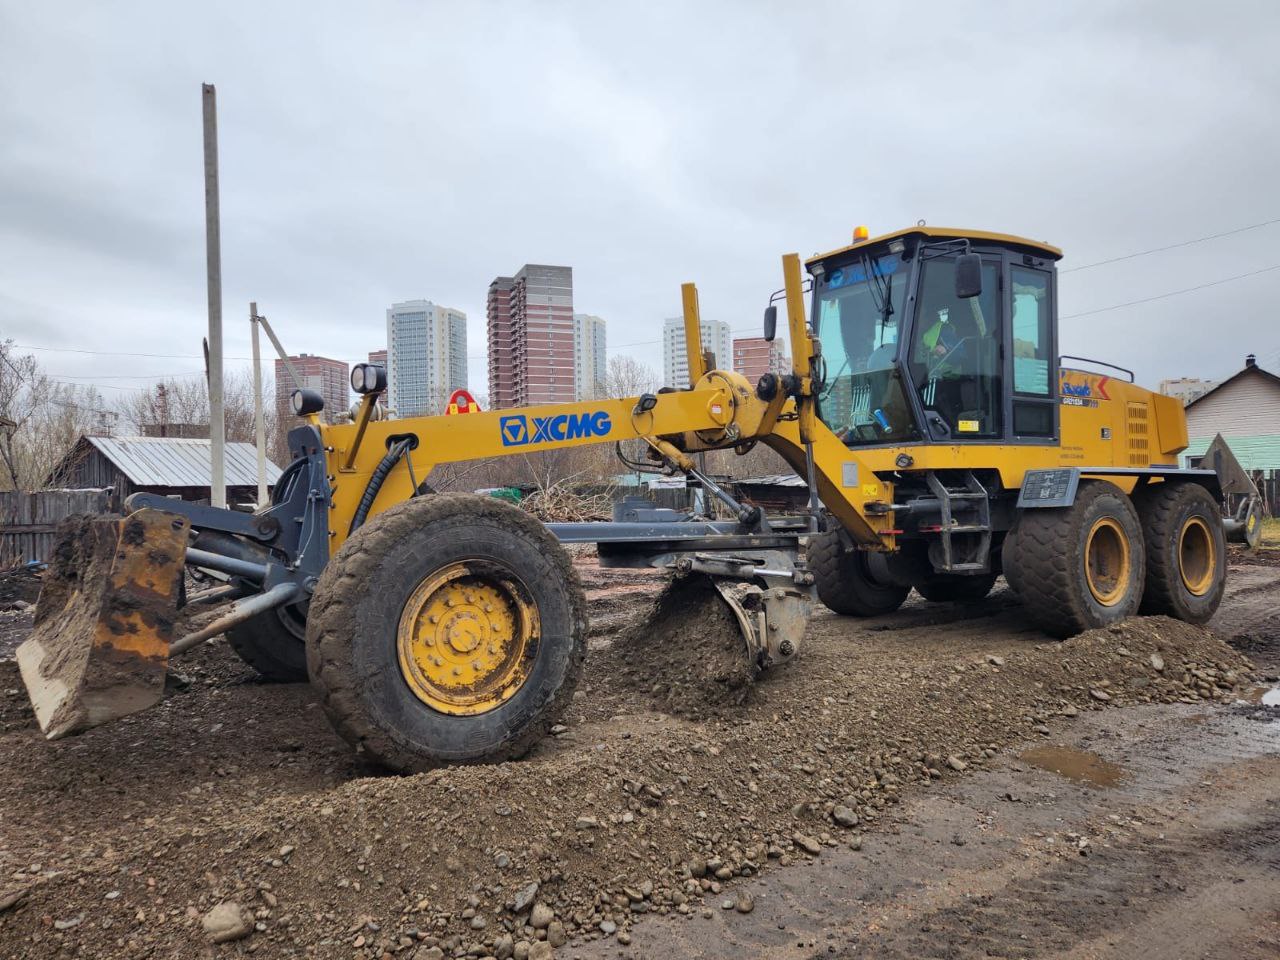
xmin=924 ymin=472 xmax=992 ymax=573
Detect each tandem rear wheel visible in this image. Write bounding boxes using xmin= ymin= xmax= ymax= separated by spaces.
xmin=1004 ymin=480 xmax=1146 ymax=638
xmin=305 ymin=494 xmax=587 ymax=772
xmin=1133 ymin=481 xmax=1226 ymax=623
xmin=1004 ymin=478 xmax=1227 ymax=638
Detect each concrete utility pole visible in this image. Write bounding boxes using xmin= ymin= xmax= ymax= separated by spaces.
xmin=202 ymin=83 xmax=226 ymax=508
xmin=250 ymin=303 xmax=268 ymax=505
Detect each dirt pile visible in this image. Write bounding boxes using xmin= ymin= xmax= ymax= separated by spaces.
xmin=0 ymin=597 xmax=1255 ymax=959
xmin=592 ymin=575 xmax=756 ymax=717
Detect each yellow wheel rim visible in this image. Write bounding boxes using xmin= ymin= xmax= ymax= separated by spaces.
xmin=1085 ymin=517 xmax=1131 ymax=607
xmin=1178 ymin=516 xmax=1215 ymax=596
xmin=396 ymin=562 xmax=538 ymax=716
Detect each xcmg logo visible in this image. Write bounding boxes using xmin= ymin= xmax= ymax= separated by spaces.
xmin=499 ymin=410 xmax=613 ymax=446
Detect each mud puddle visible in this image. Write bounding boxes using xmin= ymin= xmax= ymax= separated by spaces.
xmin=1018 ymin=744 xmax=1125 ymax=788
xmin=1238 ymin=684 xmax=1280 ymax=706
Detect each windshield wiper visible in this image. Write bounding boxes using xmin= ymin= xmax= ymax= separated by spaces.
xmin=860 ymin=253 xmax=893 ymax=322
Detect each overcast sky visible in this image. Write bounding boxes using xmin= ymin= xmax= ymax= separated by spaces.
xmin=2 ymin=1 xmax=1277 ymax=405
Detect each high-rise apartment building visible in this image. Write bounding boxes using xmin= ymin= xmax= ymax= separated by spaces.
xmin=733 ymin=336 xmax=789 ymax=383
xmin=274 ymin=354 xmax=350 ymax=425
xmin=487 ymin=265 xmax=574 ymax=408
xmin=386 ymin=300 xmax=468 ymax=417
xmin=487 ymin=278 xmax=516 ymax=409
xmin=1159 ymin=377 xmax=1219 ymax=406
xmin=573 ymin=314 xmax=607 ymax=400
xmin=367 ymin=349 xmax=388 ymax=406
xmin=662 ymin=316 xmax=732 ymax=388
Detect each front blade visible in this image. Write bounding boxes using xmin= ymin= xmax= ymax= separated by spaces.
xmin=17 ymin=509 xmax=189 ymax=739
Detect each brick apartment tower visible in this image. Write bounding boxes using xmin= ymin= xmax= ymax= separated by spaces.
xmin=274 ymin=353 xmax=349 ymax=425
xmin=733 ymin=336 xmax=789 ymax=383
xmin=487 ymin=278 xmax=516 ymax=409
xmin=487 ymin=265 xmax=575 ymax=408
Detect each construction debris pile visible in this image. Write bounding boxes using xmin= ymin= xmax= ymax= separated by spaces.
xmin=518 ymin=483 xmax=615 ymax=523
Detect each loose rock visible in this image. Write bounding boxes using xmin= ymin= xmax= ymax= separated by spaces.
xmin=529 ymin=902 xmax=554 ymax=929
xmin=202 ymin=901 xmax=253 ymax=943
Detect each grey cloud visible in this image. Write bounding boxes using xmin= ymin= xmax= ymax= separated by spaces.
xmin=1 ymin=0 xmax=1277 ymax=394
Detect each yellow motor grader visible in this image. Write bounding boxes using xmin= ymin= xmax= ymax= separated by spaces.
xmin=18 ymin=226 xmax=1262 ymax=771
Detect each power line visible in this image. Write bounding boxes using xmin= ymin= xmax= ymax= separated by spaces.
xmin=1061 ymin=218 xmax=1280 ymax=273
xmin=14 ymin=343 xmax=255 ymax=361
xmin=48 ymin=371 xmax=206 ymax=380
xmin=1061 ymin=263 xmax=1280 ymax=320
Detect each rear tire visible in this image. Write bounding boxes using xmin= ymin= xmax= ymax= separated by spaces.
xmin=226 ymin=603 xmax=309 ymax=682
xmin=306 ymin=494 xmax=587 ymax=772
xmin=1134 ymin=482 xmax=1226 ymax=624
xmin=915 ymin=573 xmax=998 ymax=603
xmin=1006 ymin=480 xmax=1145 ymax=638
xmin=809 ymin=529 xmax=910 ymax=616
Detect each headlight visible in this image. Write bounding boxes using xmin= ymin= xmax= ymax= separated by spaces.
xmin=351 ymin=363 xmax=387 ymax=394
xmin=291 ymin=389 xmax=325 ymax=416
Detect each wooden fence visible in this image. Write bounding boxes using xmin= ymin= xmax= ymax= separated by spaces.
xmin=0 ymin=489 xmax=115 ymax=566
xmin=1257 ymin=472 xmax=1279 ymax=517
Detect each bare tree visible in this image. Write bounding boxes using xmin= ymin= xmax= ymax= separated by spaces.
xmin=602 ymin=355 xmax=659 ymax=398
xmin=118 ymin=368 xmax=288 ymax=465
xmin=0 ymin=340 xmax=111 ymax=491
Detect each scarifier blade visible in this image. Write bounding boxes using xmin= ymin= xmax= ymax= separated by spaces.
xmin=17 ymin=509 xmax=189 ymax=739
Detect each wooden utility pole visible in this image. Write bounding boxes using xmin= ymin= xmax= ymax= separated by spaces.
xmin=250 ymin=302 xmax=268 ymax=505
xmin=202 ymin=83 xmax=226 ymax=508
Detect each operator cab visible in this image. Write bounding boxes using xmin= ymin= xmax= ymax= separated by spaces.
xmin=804 ymin=227 xmax=1062 ymax=447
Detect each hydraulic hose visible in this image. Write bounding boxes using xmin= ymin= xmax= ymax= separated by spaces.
xmin=349 ymin=439 xmax=410 ymax=535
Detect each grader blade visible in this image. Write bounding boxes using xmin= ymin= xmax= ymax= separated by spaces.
xmin=17 ymin=509 xmax=190 ymax=739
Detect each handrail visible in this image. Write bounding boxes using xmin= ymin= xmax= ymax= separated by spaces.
xmin=1058 ymin=355 xmax=1135 ymax=382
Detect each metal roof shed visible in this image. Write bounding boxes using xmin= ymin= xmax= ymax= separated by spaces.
xmin=47 ymin=436 xmax=282 ymax=505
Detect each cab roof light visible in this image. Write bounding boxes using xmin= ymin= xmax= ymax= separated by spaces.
xmin=853 ymin=225 xmax=870 ymax=241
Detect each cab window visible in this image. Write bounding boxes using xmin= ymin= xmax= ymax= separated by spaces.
xmin=1010 ymin=267 xmax=1056 ymax=437
xmin=907 ymin=257 xmax=1001 ymax=439
xmin=1011 ymin=268 xmax=1051 ymax=395
xmin=814 ymin=254 xmax=921 ymax=444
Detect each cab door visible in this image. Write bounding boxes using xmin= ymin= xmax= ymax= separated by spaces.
xmin=1004 ymin=260 xmax=1059 ymax=442
xmin=906 ymin=254 xmax=1003 ymax=441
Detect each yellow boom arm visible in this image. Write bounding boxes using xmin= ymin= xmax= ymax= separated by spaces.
xmin=317 ymin=254 xmax=893 ymax=554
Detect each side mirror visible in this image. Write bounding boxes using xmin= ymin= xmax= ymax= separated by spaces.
xmin=763 ymin=305 xmax=778 ymax=342
xmin=955 ymin=253 xmax=983 ymax=299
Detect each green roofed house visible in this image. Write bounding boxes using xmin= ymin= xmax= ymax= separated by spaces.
xmin=1182 ymin=355 xmax=1280 ymax=510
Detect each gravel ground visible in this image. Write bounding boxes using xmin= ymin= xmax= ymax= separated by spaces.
xmin=0 ymin=556 xmax=1273 ymax=959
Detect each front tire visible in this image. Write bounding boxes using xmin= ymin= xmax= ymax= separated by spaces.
xmin=226 ymin=602 xmax=309 ymax=682
xmin=809 ymin=530 xmax=910 ymax=616
xmin=1134 ymin=482 xmax=1226 ymax=624
xmin=306 ymin=494 xmax=587 ymax=772
xmin=1005 ymin=480 xmax=1145 ymax=638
